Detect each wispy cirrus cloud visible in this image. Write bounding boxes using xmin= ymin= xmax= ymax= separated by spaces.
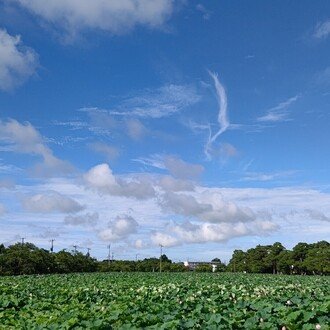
xmin=242 ymin=170 xmax=296 ymax=182
xmin=133 ymin=154 xmax=204 ymax=180
xmin=313 ymin=20 xmax=330 ymax=39
xmin=196 ymin=4 xmax=211 ymax=20
xmin=0 ymin=29 xmax=38 ymax=91
xmin=257 ymin=95 xmax=300 ymax=122
xmin=107 ymin=84 xmax=201 ymax=119
xmin=202 ymin=71 xmax=230 ymax=159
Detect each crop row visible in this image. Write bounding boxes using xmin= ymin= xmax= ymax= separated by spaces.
xmin=0 ymin=273 xmax=329 ymax=329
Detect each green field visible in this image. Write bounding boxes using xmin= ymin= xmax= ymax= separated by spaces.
xmin=0 ymin=273 xmax=329 ymax=329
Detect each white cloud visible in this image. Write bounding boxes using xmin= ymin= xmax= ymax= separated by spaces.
xmin=22 ymin=191 xmax=85 ymax=213
xmin=151 ymin=220 xmax=278 ymax=247
xmin=196 ymin=4 xmax=211 ymax=20
xmin=0 ymin=178 xmax=15 ymax=189
xmin=133 ymin=154 xmax=166 ymax=170
xmin=0 ymin=119 xmax=73 ymax=176
xmin=64 ymin=212 xmax=99 ymax=226
xmin=0 ymin=29 xmax=38 ymax=91
xmin=89 ymin=142 xmax=120 ymax=161
xmin=126 ymin=119 xmax=147 ymax=140
xmin=304 ymin=209 xmax=330 ymax=222
xmin=158 ymin=175 xmax=195 ymax=192
xmin=11 ymin=0 xmax=176 ymax=40
xmin=134 ymin=154 xmax=204 ymax=180
xmin=257 ymin=95 xmax=300 ymax=122
xmin=0 ymin=203 xmax=6 ymax=216
xmin=164 ymin=156 xmax=204 ymax=179
xmin=208 ymin=142 xmax=238 ymax=160
xmin=315 ymin=66 xmax=330 ymax=86
xmin=109 ymin=84 xmax=200 ymax=118
xmin=84 ymin=163 xmax=156 ymax=200
xmin=0 ymin=160 xmax=22 ymax=174
xmin=3 ymin=176 xmax=330 ymax=254
xmin=242 ymin=171 xmax=295 ymax=182
xmin=151 ymin=231 xmax=180 ymax=247
xmin=98 ymin=214 xmax=138 ymax=241
xmin=205 ymin=71 xmax=229 ymax=159
xmin=134 ymin=238 xmax=145 ymax=249
xmin=159 ymin=191 xmax=257 ymax=223
xmin=313 ymin=20 xmax=330 ymax=39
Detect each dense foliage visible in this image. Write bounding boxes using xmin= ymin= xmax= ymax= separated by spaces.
xmin=228 ymin=241 xmax=330 ymax=275
xmin=0 ymin=273 xmax=329 ymax=329
xmin=0 ymin=243 xmax=98 ymax=275
xmin=0 ymin=240 xmax=329 ymax=276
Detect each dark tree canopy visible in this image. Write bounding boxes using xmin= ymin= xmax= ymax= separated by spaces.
xmin=0 ymin=240 xmax=328 ymax=276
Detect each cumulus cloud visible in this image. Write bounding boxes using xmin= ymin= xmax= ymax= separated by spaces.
xmin=22 ymin=191 xmax=85 ymax=213
xmin=84 ymin=163 xmax=156 ymax=200
xmin=159 ymin=191 xmax=257 ymax=223
xmin=0 ymin=29 xmax=38 ymax=91
xmin=313 ymin=20 xmax=330 ymax=39
xmin=164 ymin=156 xmax=204 ymax=180
xmin=151 ymin=220 xmax=278 ymax=247
xmin=89 ymin=142 xmax=120 ymax=161
xmin=98 ymin=214 xmax=138 ymax=241
xmin=257 ymin=95 xmax=300 ymax=122
xmin=158 ymin=175 xmax=195 ymax=192
xmin=11 ymin=0 xmax=176 ymax=41
xmin=134 ymin=239 xmax=145 ymax=249
xmin=64 ymin=212 xmax=99 ymax=226
xmin=0 ymin=119 xmax=73 ymax=176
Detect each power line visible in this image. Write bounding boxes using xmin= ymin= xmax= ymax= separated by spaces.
xmin=159 ymin=244 xmax=163 ymax=273
xmin=107 ymin=244 xmax=111 ymax=265
xmin=50 ymin=239 xmax=55 ymax=253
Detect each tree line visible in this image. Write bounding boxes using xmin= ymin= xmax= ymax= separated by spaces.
xmin=227 ymin=241 xmax=329 ymax=275
xmin=0 ymin=240 xmax=328 ymax=276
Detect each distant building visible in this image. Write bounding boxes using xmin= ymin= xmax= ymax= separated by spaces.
xmin=184 ymin=261 xmax=220 ymax=272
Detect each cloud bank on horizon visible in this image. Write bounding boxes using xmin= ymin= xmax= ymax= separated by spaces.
xmin=0 ymin=1 xmax=330 ymax=261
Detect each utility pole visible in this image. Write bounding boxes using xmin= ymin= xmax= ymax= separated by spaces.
xmin=107 ymin=244 xmax=111 ymax=265
xmin=87 ymin=248 xmax=91 ymax=257
xmin=50 ymin=239 xmax=55 ymax=253
xmin=112 ymin=252 xmax=114 ymax=261
xmin=21 ymin=237 xmax=25 ymax=245
xmin=73 ymin=245 xmax=78 ymax=254
xmin=135 ymin=253 xmax=139 ymax=262
xmin=159 ymin=244 xmax=163 ymax=273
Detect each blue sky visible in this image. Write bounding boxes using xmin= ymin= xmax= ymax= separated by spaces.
xmin=0 ymin=0 xmax=330 ymax=262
